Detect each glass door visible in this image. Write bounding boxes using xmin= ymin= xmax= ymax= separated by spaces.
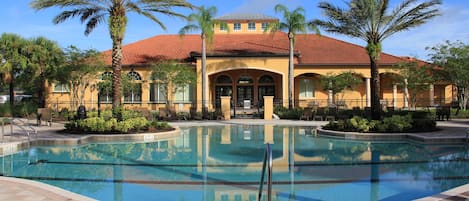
xmin=237 ymin=86 xmax=253 ymax=108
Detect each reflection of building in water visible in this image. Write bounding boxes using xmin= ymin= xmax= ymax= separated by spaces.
xmin=128 ymin=125 xmax=455 ymax=201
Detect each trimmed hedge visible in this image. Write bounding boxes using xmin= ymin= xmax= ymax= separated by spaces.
xmin=324 ymin=114 xmax=437 ymax=133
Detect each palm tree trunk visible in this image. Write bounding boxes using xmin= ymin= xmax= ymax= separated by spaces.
xmin=38 ymin=73 xmax=46 ymax=108
xmin=111 ymin=41 xmax=122 ymax=110
xmin=201 ymin=34 xmax=207 ymax=114
xmin=370 ymin=58 xmax=381 ymax=120
xmin=288 ymin=33 xmax=294 ymax=109
xmin=109 ymin=8 xmax=126 ymax=119
xmin=9 ymin=70 xmax=15 ymax=117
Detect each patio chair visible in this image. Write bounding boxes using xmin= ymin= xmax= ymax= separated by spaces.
xmin=299 ymin=107 xmax=313 ymax=121
xmin=325 ymin=107 xmax=338 ymax=121
xmin=436 ymin=106 xmax=451 ymax=121
xmin=313 ymin=107 xmax=325 ymax=121
xmin=37 ymin=108 xmax=53 ymax=126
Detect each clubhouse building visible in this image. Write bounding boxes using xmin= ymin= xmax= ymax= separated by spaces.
xmin=46 ymin=13 xmax=453 ymax=113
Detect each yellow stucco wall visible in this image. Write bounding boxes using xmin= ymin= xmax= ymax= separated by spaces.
xmin=214 ymin=21 xmax=273 ymax=35
xmin=198 ymin=57 xmax=290 ymax=110
xmin=45 ymin=57 xmax=454 ymax=112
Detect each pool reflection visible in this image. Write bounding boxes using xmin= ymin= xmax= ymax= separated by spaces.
xmin=1 ymin=125 xmax=469 ymax=201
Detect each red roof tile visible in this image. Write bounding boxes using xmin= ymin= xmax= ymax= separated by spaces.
xmin=103 ymin=32 xmax=408 ymax=66
xmin=295 ymin=34 xmax=406 ymax=65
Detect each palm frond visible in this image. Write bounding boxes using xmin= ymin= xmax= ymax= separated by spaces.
xmin=85 ymin=14 xmax=106 ymax=35
xmin=381 ymin=0 xmax=441 ymax=40
xmin=178 ymin=24 xmax=199 ymax=35
xmin=31 ymin=0 xmax=92 ymax=9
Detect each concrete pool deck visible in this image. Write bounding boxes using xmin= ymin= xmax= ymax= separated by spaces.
xmin=0 ymin=118 xmax=468 ymax=201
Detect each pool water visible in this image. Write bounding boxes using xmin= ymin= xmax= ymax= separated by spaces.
xmin=1 ymin=125 xmax=469 ymax=201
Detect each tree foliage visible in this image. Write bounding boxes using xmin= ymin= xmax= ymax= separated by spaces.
xmin=312 ymin=0 xmax=441 ymax=119
xmin=0 ymin=33 xmax=66 ymax=114
xmin=428 ymin=40 xmax=469 ymax=109
xmin=0 ymin=33 xmax=32 ymax=116
xmin=151 ymin=61 xmax=196 ymax=109
xmin=31 ymin=0 xmax=194 ymax=114
xmin=393 ymin=61 xmax=434 ymax=109
xmin=56 ymin=46 xmax=104 ymax=109
xmin=179 ymin=6 xmax=223 ymax=112
xmin=266 ymin=4 xmax=319 ymax=109
xmin=320 ymin=71 xmax=363 ymax=104
xmin=22 ymin=36 xmax=64 ymax=107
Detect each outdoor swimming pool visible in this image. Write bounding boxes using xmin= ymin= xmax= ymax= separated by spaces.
xmin=1 ymin=125 xmax=469 ymax=201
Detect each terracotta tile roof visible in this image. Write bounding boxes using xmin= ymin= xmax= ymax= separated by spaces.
xmin=295 ymin=34 xmax=406 ymax=65
xmin=103 ymin=32 xmax=409 ymax=66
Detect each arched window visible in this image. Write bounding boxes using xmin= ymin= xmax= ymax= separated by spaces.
xmin=101 ymin=72 xmax=113 ymax=80
xmin=98 ymin=72 xmax=113 ymax=103
xmin=238 ymin=76 xmax=253 ymax=84
xmin=216 ymin=75 xmax=232 ymax=84
xmin=124 ymin=71 xmax=142 ymax=103
xmin=150 ymin=74 xmax=166 ymax=103
xmin=259 ymin=75 xmax=274 ymax=84
xmin=258 ymin=75 xmax=275 ymax=105
xmin=127 ymin=71 xmax=142 ymax=80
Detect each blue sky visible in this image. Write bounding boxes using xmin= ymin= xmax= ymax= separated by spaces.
xmin=1 ymin=0 xmax=468 ymax=61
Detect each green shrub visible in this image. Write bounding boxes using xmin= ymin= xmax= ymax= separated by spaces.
xmin=149 ymin=121 xmax=171 ymax=129
xmin=452 ymin=108 xmax=469 ymax=118
xmin=377 ymin=115 xmax=412 ymax=132
xmin=349 ymin=116 xmax=375 ymax=132
xmin=78 ymin=117 xmax=117 ymax=132
xmin=66 ymin=116 xmax=152 ymax=134
xmin=274 ymin=106 xmax=303 ymax=119
xmin=324 ymin=114 xmax=433 ymax=133
xmin=115 ymin=117 xmax=148 ymax=133
xmin=0 ymin=104 xmax=11 ymax=117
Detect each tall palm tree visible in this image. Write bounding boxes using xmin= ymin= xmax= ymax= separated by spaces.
xmin=312 ymin=0 xmax=441 ymax=120
xmin=266 ymin=4 xmax=319 ymax=109
xmin=30 ymin=0 xmax=194 ymax=115
xmin=179 ymin=6 xmax=227 ymax=114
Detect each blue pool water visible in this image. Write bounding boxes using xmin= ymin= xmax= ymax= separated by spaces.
xmin=1 ymin=125 xmax=469 ymax=201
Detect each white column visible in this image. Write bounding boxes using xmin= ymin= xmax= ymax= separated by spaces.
xmin=393 ymin=84 xmax=397 ymax=108
xmin=429 ymin=84 xmax=434 ymax=106
xmin=328 ymin=90 xmax=333 ymax=106
xmin=366 ymin=78 xmax=371 ymax=107
xmin=404 ymin=79 xmax=409 ymax=108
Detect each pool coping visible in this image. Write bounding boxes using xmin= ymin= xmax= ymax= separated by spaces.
xmin=0 ymin=127 xmax=181 ymax=156
xmin=0 ymin=176 xmax=97 ymax=201
xmin=318 ymin=127 xmax=469 ymax=144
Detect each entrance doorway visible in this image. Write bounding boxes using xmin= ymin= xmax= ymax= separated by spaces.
xmin=237 ymin=86 xmax=254 ymax=108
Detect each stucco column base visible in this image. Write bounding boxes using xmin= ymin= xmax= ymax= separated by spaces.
xmin=221 ymin=96 xmax=231 ymax=120
xmin=263 ymin=96 xmax=274 ymax=120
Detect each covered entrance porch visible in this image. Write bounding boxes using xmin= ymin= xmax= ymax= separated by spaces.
xmin=210 ymin=69 xmax=283 ymax=117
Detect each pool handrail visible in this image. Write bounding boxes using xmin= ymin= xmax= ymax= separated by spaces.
xmin=258 ymin=143 xmax=272 ymax=201
xmin=2 ymin=118 xmax=37 ymax=142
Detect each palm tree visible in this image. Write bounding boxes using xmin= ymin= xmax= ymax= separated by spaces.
xmin=30 ymin=0 xmax=194 ymax=115
xmin=312 ymin=0 xmax=441 ymax=119
xmin=0 ymin=33 xmax=29 ymax=117
xmin=266 ymin=4 xmax=319 ymax=109
xmin=179 ymin=6 xmax=227 ymax=115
